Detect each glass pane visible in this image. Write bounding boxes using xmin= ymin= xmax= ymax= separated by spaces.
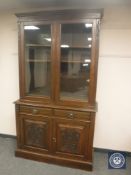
xmin=60 ymin=23 xmax=92 ymax=101
xmin=24 ymin=25 xmax=51 ymax=97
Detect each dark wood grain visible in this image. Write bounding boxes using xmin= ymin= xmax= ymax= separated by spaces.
xmin=15 ymin=9 xmax=103 ymax=22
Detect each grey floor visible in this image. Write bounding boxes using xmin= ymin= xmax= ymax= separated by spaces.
xmin=0 ymin=137 xmax=130 ymax=175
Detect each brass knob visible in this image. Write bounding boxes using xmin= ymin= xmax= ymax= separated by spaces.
xmin=52 ymin=137 xmax=56 ymax=142
xmin=67 ymin=112 xmax=75 ymax=119
xmin=32 ymin=109 xmax=38 ymax=114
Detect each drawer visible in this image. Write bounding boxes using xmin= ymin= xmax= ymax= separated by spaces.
xmin=19 ymin=105 xmax=53 ymax=116
xmin=54 ymin=109 xmax=91 ymax=121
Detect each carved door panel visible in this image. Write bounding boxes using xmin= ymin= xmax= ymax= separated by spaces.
xmin=53 ymin=118 xmax=90 ymax=159
xmin=20 ymin=114 xmax=52 ymax=153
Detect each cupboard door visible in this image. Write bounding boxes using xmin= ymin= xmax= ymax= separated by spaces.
xmin=53 ymin=118 xmax=90 ymax=159
xmin=23 ymin=24 xmax=52 ymax=99
xmin=20 ymin=114 xmax=52 ymax=153
xmin=59 ymin=23 xmax=93 ymax=103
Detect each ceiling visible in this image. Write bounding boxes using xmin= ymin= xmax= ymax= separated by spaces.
xmin=0 ymin=0 xmax=130 ymax=11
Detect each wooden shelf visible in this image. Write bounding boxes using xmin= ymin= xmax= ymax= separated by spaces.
xmin=26 ymin=44 xmax=51 ymax=47
xmin=26 ymin=59 xmax=51 ymax=62
xmin=26 ymin=44 xmax=91 ymax=49
xmin=61 ymin=45 xmax=91 ymax=49
xmin=61 ymin=60 xmax=91 ymax=63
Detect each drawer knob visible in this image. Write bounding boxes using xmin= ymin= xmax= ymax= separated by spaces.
xmin=52 ymin=137 xmax=56 ymax=142
xmin=32 ymin=109 xmax=38 ymax=114
xmin=67 ymin=113 xmax=75 ymax=119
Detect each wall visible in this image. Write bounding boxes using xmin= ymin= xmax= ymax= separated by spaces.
xmin=0 ymin=6 xmax=131 ymax=152
xmin=94 ymin=6 xmax=131 ymax=152
xmin=0 ymin=13 xmax=19 ymax=134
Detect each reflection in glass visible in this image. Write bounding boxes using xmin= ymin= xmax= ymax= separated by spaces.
xmin=24 ymin=25 xmax=51 ymax=97
xmin=60 ymin=23 xmax=92 ymax=101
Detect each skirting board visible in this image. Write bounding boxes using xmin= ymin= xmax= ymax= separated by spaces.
xmin=94 ymin=147 xmax=131 ymax=157
xmin=0 ymin=133 xmax=131 ymax=157
xmin=0 ymin=133 xmax=16 ymax=139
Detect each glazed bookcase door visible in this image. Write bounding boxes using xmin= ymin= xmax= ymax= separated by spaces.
xmin=19 ymin=23 xmax=53 ymax=102
xmin=55 ymin=20 xmax=98 ymax=107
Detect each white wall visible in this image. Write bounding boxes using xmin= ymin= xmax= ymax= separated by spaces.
xmin=0 ymin=13 xmax=19 ymax=134
xmin=0 ymin=7 xmax=131 ymax=152
xmin=94 ymin=6 xmax=131 ymax=152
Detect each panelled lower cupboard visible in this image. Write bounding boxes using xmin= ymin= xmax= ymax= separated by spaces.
xmin=15 ymin=9 xmax=102 ymax=171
